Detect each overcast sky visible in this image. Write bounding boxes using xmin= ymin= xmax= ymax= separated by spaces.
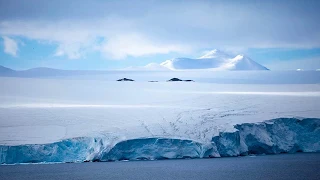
xmin=0 ymin=0 xmax=319 ymax=70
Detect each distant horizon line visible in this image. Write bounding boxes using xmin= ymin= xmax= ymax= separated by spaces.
xmin=1 ymin=64 xmax=320 ymax=72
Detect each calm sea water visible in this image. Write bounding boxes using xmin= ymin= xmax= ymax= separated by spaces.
xmin=1 ymin=153 xmax=319 ymax=180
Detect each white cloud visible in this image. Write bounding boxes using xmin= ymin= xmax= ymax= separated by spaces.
xmin=0 ymin=20 xmax=191 ymax=60
xmin=100 ymin=33 xmax=190 ymax=59
xmin=0 ymin=1 xmax=319 ymax=60
xmin=54 ymin=42 xmax=88 ymax=59
xmin=0 ymin=20 xmax=95 ymax=59
xmin=2 ymin=36 xmax=18 ymax=57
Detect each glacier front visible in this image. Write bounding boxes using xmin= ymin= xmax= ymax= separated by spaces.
xmin=1 ymin=118 xmax=319 ymax=164
xmin=0 ymin=71 xmax=319 ymax=164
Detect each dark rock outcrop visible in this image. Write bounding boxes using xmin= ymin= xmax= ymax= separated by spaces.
xmin=117 ymin=78 xmax=134 ymax=81
xmin=167 ymin=78 xmax=194 ymax=82
xmin=168 ymin=78 xmax=182 ymax=81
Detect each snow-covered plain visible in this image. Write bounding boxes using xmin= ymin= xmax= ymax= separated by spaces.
xmin=0 ymin=70 xmax=320 ymax=164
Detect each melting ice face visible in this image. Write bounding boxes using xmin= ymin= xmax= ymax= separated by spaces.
xmin=1 ymin=118 xmax=319 ymax=164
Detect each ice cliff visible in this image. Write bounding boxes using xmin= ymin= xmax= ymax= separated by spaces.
xmin=99 ymin=138 xmax=217 ymax=161
xmin=213 ymin=118 xmax=320 ymax=156
xmin=1 ymin=118 xmax=319 ymax=164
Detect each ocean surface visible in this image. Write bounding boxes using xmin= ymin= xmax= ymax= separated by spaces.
xmin=1 ymin=153 xmax=320 ymax=180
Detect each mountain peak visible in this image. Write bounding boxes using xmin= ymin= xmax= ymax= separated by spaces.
xmin=225 ymin=55 xmax=269 ymax=70
xmin=198 ymin=49 xmax=229 ymax=59
xmin=0 ymin=65 xmax=15 ymax=74
xmin=122 ymin=49 xmax=269 ymax=71
xmin=159 ymin=49 xmax=269 ymax=71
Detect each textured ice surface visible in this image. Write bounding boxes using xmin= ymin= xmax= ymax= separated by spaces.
xmin=0 ymin=72 xmax=319 ymax=164
xmin=100 ymin=138 xmax=217 ymax=161
xmin=0 ymin=137 xmax=95 ymax=164
xmin=0 ymin=137 xmax=119 ymax=164
xmin=1 ymin=118 xmax=319 ymax=164
xmin=213 ymin=118 xmax=320 ymax=156
xmin=1 ymin=77 xmax=320 ymax=145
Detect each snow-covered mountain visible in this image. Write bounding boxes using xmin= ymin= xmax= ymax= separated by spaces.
xmin=159 ymin=49 xmax=269 ymax=71
xmin=0 ymin=65 xmax=15 ymax=75
xmin=223 ymin=54 xmax=269 ymax=70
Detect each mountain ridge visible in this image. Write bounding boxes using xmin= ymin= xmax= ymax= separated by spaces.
xmin=159 ymin=49 xmax=269 ymax=71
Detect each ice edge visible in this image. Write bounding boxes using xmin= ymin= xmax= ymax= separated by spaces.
xmin=1 ymin=118 xmax=319 ymax=164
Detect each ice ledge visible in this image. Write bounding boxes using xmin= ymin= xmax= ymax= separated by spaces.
xmin=99 ymin=138 xmax=218 ymax=161
xmin=1 ymin=118 xmax=319 ymax=164
xmin=213 ymin=118 xmax=320 ymax=156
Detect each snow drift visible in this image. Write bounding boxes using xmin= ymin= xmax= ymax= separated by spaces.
xmin=0 ymin=118 xmax=319 ymax=164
